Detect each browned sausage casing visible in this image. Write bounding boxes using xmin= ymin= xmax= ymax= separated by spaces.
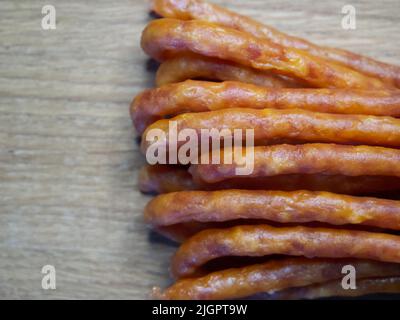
xmin=141 ymin=109 xmax=400 ymax=152
xmin=171 ymin=225 xmax=400 ymax=278
xmin=138 ymin=165 xmax=400 ymax=195
xmin=265 ymin=277 xmax=400 ymax=300
xmin=155 ymin=258 xmax=400 ymax=299
xmin=131 ymin=80 xmax=400 ymax=133
xmin=189 ymin=144 xmax=400 ymax=183
xmin=156 ymin=55 xmax=299 ymax=88
xmin=145 ymin=190 xmax=400 ymax=230
xmin=152 ymin=0 xmax=400 ymax=88
xmin=141 ymin=18 xmax=388 ymax=89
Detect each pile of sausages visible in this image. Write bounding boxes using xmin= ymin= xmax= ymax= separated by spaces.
xmin=131 ymin=0 xmax=400 ymax=299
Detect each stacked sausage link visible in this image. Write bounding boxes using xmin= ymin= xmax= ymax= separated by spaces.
xmin=131 ymin=0 xmax=400 ymax=299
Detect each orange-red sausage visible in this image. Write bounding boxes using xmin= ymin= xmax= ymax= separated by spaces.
xmin=156 ymin=55 xmax=299 ymax=88
xmin=152 ymin=0 xmax=400 ymax=88
xmin=138 ymin=165 xmax=195 ymax=194
xmin=141 ymin=109 xmax=400 ymax=153
xmin=171 ymin=225 xmax=400 ymax=278
xmin=265 ymin=276 xmax=400 ymax=300
xmin=189 ymin=144 xmax=400 ymax=184
xmin=141 ymin=18 xmax=388 ymax=89
xmin=131 ymin=80 xmax=400 ymax=133
xmin=154 ymin=258 xmax=400 ymax=299
xmin=145 ymin=190 xmax=400 ymax=230
xmin=154 ymin=220 xmax=400 ymax=244
xmin=138 ymin=165 xmax=400 ymax=195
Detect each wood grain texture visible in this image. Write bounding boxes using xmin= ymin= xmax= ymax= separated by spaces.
xmin=0 ymin=0 xmax=399 ymax=299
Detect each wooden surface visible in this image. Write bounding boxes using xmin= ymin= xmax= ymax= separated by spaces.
xmin=1 ymin=0 xmax=399 ymax=299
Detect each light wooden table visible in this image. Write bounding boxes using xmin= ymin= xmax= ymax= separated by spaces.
xmin=1 ymin=0 xmax=399 ymax=299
